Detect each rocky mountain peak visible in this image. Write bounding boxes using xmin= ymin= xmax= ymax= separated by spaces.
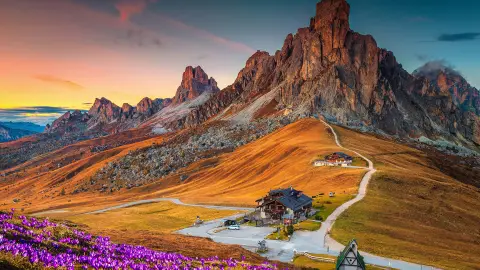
xmin=136 ymin=97 xmax=158 ymax=116
xmin=172 ymin=66 xmax=220 ymax=105
xmin=413 ymin=61 xmax=463 ymax=82
xmin=121 ymin=103 xmax=134 ymax=113
xmin=88 ymin=98 xmax=118 ymax=116
xmin=311 ymin=0 xmax=350 ymax=52
xmin=87 ymin=97 xmax=121 ymax=125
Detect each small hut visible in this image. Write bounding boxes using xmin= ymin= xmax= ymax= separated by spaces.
xmin=336 ymin=239 xmax=366 ymax=270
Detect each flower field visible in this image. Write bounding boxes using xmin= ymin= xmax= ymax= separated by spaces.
xmin=0 ymin=210 xmax=280 ymax=269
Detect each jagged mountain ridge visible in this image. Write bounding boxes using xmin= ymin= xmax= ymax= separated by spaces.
xmin=169 ymin=0 xmax=479 ymax=149
xmin=44 ymin=0 xmax=479 ymax=150
xmin=45 ymin=66 xmax=219 ymax=135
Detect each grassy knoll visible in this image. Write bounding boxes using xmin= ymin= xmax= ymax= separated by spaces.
xmin=265 ymin=227 xmax=290 ymax=241
xmin=66 ymin=201 xmax=241 ymax=234
xmin=331 ymin=126 xmax=480 ymax=270
xmin=294 ymin=220 xmax=321 ymax=231
xmin=293 ymin=253 xmax=388 ymax=270
xmin=143 ymin=119 xmax=365 ymax=206
xmin=293 ymin=254 xmax=336 ymax=269
xmin=310 ymin=193 xmax=355 ymax=221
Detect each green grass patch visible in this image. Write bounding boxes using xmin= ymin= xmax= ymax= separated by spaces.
xmin=265 ymin=227 xmax=290 ymax=241
xmin=293 ymin=220 xmax=321 ymax=231
xmin=310 ymin=194 xmax=355 ymax=221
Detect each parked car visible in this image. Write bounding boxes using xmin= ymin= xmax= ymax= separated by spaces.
xmin=227 ymin=224 xmax=240 ymax=230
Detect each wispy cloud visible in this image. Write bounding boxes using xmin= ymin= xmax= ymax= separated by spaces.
xmin=0 ymin=107 xmax=75 ymax=125
xmin=33 ymin=75 xmax=84 ymax=90
xmin=115 ymin=0 xmax=157 ymax=22
xmin=437 ymin=32 xmax=480 ymax=42
xmin=117 ymin=28 xmax=163 ymax=48
xmin=415 ymin=54 xmax=429 ymax=62
xmin=160 ymin=15 xmax=255 ymax=54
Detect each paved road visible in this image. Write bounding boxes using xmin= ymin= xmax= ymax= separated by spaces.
xmin=36 ymin=120 xmax=437 ymax=269
xmin=179 ymin=119 xmax=438 ymax=269
xmin=85 ymin=198 xmax=254 ymax=214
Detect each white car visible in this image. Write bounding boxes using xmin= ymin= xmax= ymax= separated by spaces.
xmin=227 ymin=224 xmax=240 ymax=230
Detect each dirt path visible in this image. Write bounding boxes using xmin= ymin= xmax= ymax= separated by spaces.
xmin=85 ymin=198 xmax=254 ymax=214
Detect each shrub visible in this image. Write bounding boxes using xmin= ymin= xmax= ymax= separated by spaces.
xmin=315 ymin=215 xmax=323 ymax=221
xmin=286 ymin=225 xmax=294 ymax=235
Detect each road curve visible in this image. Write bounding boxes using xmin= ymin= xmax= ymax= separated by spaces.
xmin=85 ymin=198 xmax=254 ymax=214
xmin=315 ymin=119 xmax=376 ymax=247
xmin=304 ymin=120 xmax=438 ymax=270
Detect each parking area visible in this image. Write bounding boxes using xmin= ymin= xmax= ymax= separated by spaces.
xmin=212 ymin=225 xmax=275 ymax=239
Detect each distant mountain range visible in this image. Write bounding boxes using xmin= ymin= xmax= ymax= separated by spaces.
xmin=0 ymin=121 xmax=45 ymax=133
xmin=36 ymin=0 xmax=480 ymax=153
xmin=0 ymin=122 xmax=43 ymax=142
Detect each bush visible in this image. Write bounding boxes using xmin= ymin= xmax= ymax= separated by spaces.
xmin=286 ymin=225 xmax=294 ymax=235
xmin=315 ymin=215 xmax=323 ymax=221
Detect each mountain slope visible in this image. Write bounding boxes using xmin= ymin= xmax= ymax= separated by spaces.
xmin=169 ymin=0 xmax=479 ymax=151
xmin=45 ymin=66 xmax=216 ymax=136
xmin=331 ymin=125 xmax=480 ymax=270
xmin=0 ymin=122 xmax=44 ymax=133
xmin=0 ymin=124 xmax=37 ymax=142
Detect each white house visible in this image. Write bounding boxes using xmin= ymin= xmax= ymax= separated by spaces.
xmin=313 ymin=160 xmax=328 ymax=167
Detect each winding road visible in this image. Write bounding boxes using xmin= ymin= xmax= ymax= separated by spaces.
xmin=34 ymin=119 xmax=437 ymax=269
xmin=85 ymin=198 xmax=254 ymax=214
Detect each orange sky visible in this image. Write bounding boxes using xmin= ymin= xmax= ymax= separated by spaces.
xmin=0 ymin=0 xmax=253 ymax=111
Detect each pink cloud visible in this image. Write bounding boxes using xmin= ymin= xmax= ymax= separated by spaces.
xmin=115 ymin=0 xmax=157 ymax=22
xmin=160 ymin=15 xmax=255 ymax=54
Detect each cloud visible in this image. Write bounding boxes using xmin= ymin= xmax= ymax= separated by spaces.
xmin=33 ymin=75 xmax=84 ymax=90
xmin=437 ymin=32 xmax=480 ymax=42
xmin=160 ymin=15 xmax=255 ymax=54
xmin=413 ymin=60 xmax=462 ymax=79
xmin=197 ymin=54 xmax=209 ymax=60
xmin=415 ymin=54 xmax=429 ymax=62
xmin=119 ymin=28 xmax=163 ymax=48
xmin=115 ymin=0 xmax=157 ymax=22
xmin=0 ymin=107 xmax=74 ymax=125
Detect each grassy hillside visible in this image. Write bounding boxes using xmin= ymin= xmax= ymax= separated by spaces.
xmin=331 ymin=126 xmax=480 ymax=270
xmin=64 ymin=201 xmax=242 ymax=234
xmin=143 ymin=118 xmax=366 ymax=206
xmin=0 ymin=119 xmax=366 ymax=213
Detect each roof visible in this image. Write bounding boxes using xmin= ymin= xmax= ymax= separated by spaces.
xmin=336 ymin=239 xmax=366 ymax=270
xmin=325 ymin=152 xmax=353 ymax=160
xmin=268 ymin=188 xmax=312 ymax=212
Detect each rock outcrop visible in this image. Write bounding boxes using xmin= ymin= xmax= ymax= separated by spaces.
xmin=172 ymin=66 xmax=220 ymax=105
xmin=172 ymin=0 xmax=479 ymax=149
xmin=88 ymin=98 xmax=121 ymax=126
xmin=45 ymin=110 xmax=90 ymax=134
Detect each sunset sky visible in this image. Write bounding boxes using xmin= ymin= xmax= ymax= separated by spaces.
xmin=1 ymin=0 xmax=479 ymax=125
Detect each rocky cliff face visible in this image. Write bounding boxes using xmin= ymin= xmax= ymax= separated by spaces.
xmin=87 ymin=98 xmax=122 ymax=127
xmin=172 ymin=66 xmax=220 ymax=105
xmin=411 ymin=63 xmax=480 ymax=144
xmin=173 ymin=0 xmax=479 ymax=149
xmin=45 ymin=110 xmax=90 ymax=134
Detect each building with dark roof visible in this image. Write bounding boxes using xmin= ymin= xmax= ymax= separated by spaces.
xmin=256 ymin=187 xmax=312 ymax=224
xmin=314 ymin=152 xmax=353 ymax=167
